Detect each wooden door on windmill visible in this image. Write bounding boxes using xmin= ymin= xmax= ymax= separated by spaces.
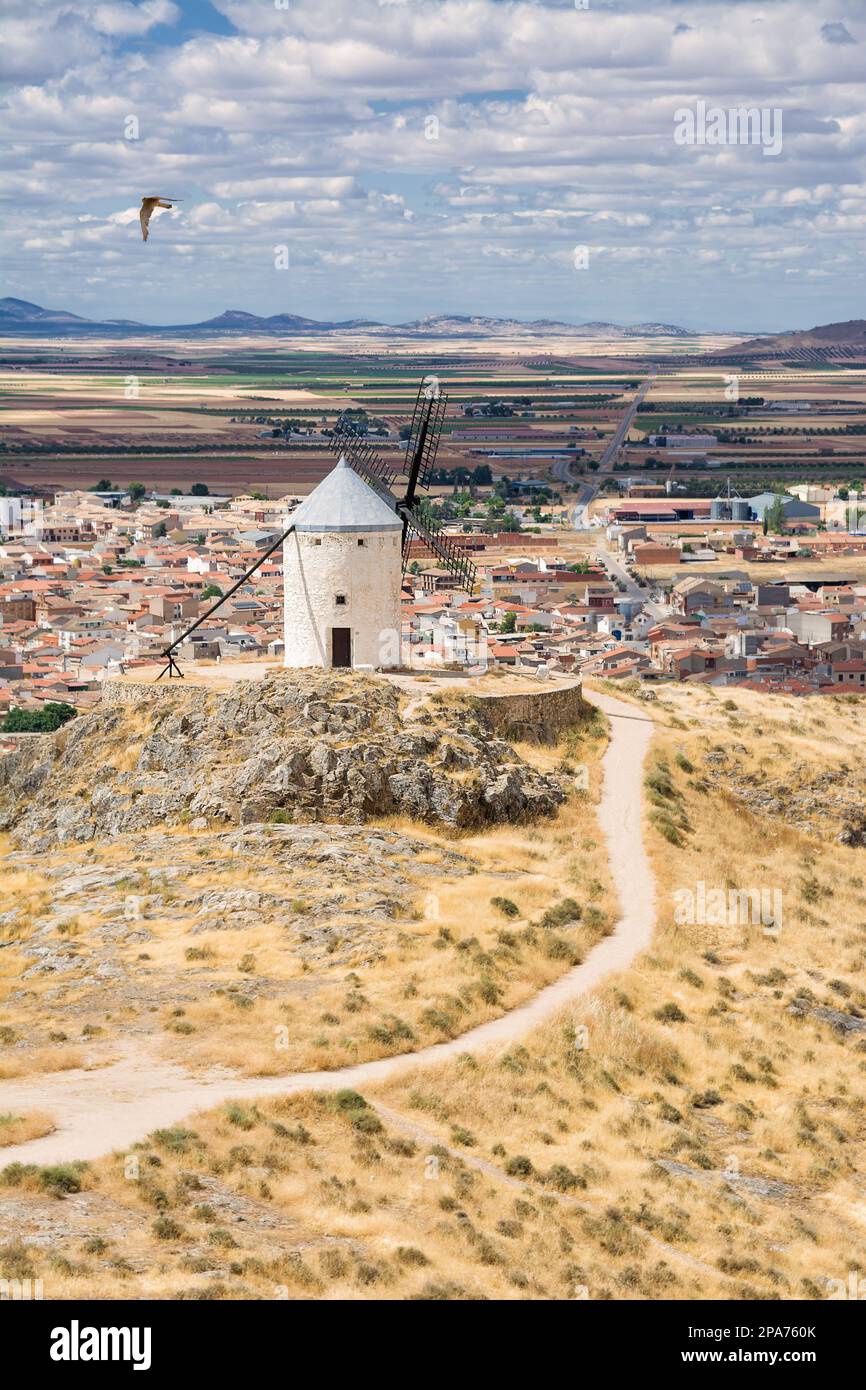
xmin=332 ymin=627 xmax=352 ymax=668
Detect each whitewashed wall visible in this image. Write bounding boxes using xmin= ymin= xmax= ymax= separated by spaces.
xmin=282 ymin=528 xmax=402 ymax=669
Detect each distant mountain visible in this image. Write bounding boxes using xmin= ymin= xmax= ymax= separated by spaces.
xmin=0 ymin=296 xmax=107 ymax=328
xmin=712 ymin=318 xmax=866 ymax=361
xmin=395 ymin=314 xmax=696 ymax=337
xmin=0 ymin=296 xmax=695 ymax=339
xmin=731 ymin=319 xmax=866 ymax=352
xmin=190 ymin=309 xmax=381 ymax=332
xmin=623 ymin=322 xmax=695 ymax=337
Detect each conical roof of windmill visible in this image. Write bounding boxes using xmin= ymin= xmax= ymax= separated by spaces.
xmin=289 ymin=456 xmax=403 ymax=533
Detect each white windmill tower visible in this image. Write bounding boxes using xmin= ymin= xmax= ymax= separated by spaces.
xmin=155 ymin=378 xmax=475 ymax=679
xmin=281 ymin=456 xmax=403 ymax=669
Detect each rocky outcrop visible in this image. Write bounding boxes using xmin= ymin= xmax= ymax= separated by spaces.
xmin=0 ymin=672 xmax=567 ymax=846
xmin=703 ymin=745 xmax=866 ymax=843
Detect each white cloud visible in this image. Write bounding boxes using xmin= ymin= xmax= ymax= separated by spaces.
xmin=1 ymin=0 xmax=864 ymax=328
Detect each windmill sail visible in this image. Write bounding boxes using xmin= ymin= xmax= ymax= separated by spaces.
xmin=330 ymin=375 xmax=476 ymax=595
xmin=329 ymin=418 xmax=398 ymax=492
xmin=400 ymin=504 xmax=476 ymax=594
xmin=404 ymin=379 xmax=448 ymax=492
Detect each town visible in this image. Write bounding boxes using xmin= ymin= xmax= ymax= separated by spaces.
xmin=5 ymin=463 xmax=866 ymax=730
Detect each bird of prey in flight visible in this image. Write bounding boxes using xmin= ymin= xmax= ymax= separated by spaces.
xmin=140 ymin=197 xmax=182 ymax=242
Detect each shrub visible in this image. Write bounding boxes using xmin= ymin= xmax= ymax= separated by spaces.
xmin=350 ymin=1110 xmax=383 ymax=1135
xmin=0 ymin=1242 xmax=36 ymax=1278
xmin=333 ymin=1089 xmax=367 ymax=1112
xmin=39 ymin=1164 xmax=84 ymax=1197
xmin=539 ymin=897 xmax=582 ymax=929
xmin=153 ymin=1216 xmax=184 ymax=1241
xmin=225 ymin=1104 xmax=256 ymax=1130
xmin=544 ymin=1164 xmax=585 ymax=1192
xmin=654 ymin=1002 xmax=687 ymax=1024
xmin=491 ymin=896 xmax=519 ymax=918
xmin=2 ymin=702 xmax=77 ymax=734
xmin=151 ymin=1127 xmax=198 ymax=1153
xmin=504 ymin=1154 xmax=534 ymax=1178
xmin=395 ymin=1246 xmax=430 ymax=1267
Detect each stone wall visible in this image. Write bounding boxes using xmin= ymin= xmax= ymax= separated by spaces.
xmin=101 ymin=680 xmax=195 ymax=708
xmin=472 ymin=680 xmax=587 ymax=743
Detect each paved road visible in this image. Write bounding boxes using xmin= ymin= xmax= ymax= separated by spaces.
xmin=0 ymin=690 xmax=656 ymax=1167
xmin=597 ymin=549 xmax=669 ymax=623
xmin=553 ymin=371 xmax=657 ymax=531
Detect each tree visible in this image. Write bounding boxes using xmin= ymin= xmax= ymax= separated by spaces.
xmin=3 ymin=701 xmax=77 ymax=733
xmin=91 ymin=479 xmax=113 ymax=492
xmin=201 ymin=584 xmax=223 ymax=600
xmin=128 ymin=483 xmax=146 ymax=503
xmin=499 ymin=611 xmax=517 ymax=633
xmin=153 ymin=522 xmax=167 ymax=538
xmin=191 ymin=482 xmax=210 ymax=496
xmin=766 ymin=494 xmax=787 ymax=535
xmin=170 ymin=487 xmax=183 ymax=496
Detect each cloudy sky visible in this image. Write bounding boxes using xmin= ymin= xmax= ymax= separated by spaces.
xmin=1 ymin=0 xmax=864 ymax=331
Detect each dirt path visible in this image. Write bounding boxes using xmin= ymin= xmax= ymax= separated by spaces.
xmin=0 ymin=690 xmax=655 ymax=1166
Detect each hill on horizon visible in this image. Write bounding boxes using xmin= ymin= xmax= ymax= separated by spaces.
xmin=712 ymin=318 xmax=866 ymax=361
xmin=0 ymin=296 xmax=697 ymax=339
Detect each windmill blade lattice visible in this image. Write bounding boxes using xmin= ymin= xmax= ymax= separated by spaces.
xmin=401 ymin=504 xmax=476 ymax=594
xmin=328 ymin=418 xmax=398 ymax=492
xmin=405 ymin=380 xmax=448 ymax=491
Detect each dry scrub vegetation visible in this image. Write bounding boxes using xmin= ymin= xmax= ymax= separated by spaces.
xmin=0 ymin=1087 xmax=670 ymax=1301
xmin=367 ymin=683 xmax=866 ymax=1299
xmin=0 ymin=708 xmax=612 ymax=1080
xmin=5 ymin=681 xmax=862 ymax=1299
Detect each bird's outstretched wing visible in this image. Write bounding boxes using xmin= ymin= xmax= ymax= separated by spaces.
xmin=140 ymin=197 xmax=158 ymax=242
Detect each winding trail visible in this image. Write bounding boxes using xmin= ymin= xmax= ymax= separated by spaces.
xmin=0 ymin=690 xmax=655 ymax=1167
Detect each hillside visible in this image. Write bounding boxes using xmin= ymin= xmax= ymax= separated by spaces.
xmin=1 ymin=678 xmax=863 ymax=1300
xmin=735 ymin=319 xmax=866 ymax=352
xmin=0 ymin=672 xmax=565 ymax=845
xmin=0 ymin=671 xmax=615 ymax=1086
xmin=712 ymin=317 xmax=866 ymax=363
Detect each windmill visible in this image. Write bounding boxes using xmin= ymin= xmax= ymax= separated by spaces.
xmin=327 ymin=375 xmax=476 ymax=593
xmin=156 ymin=375 xmax=475 ymax=678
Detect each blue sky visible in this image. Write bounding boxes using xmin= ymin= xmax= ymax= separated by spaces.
xmin=0 ymin=0 xmax=864 ymax=331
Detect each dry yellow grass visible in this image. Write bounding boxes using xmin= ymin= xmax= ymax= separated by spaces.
xmin=0 ymin=1047 xmax=85 ymax=1081
xmin=0 ymin=1088 xmax=716 ymax=1300
xmin=0 ymin=1110 xmax=54 ymax=1147
xmin=369 ymin=685 xmax=866 ymax=1300
xmin=0 ymin=708 xmax=614 ymax=1079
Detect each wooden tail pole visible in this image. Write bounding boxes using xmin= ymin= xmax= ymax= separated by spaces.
xmin=156 ymin=524 xmax=296 ymax=679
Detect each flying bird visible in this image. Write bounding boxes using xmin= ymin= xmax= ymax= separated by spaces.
xmin=139 ymin=197 xmax=183 ymax=242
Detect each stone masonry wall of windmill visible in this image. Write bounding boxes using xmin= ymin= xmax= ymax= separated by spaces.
xmin=282 ymin=526 xmax=402 ymax=669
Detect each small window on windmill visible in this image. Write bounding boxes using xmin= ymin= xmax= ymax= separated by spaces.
xmin=357 ymin=539 xmax=366 ymax=547
xmin=312 ymin=538 xmax=322 ymax=546
xmin=335 ymin=593 xmax=347 ymax=606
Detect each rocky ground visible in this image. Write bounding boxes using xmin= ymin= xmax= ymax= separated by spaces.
xmin=1 ymin=823 xmax=475 ymax=1050
xmin=0 ymin=672 xmax=611 ymax=1081
xmin=0 ymin=672 xmax=565 ymax=847
xmin=702 ymin=743 xmax=866 ymax=843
